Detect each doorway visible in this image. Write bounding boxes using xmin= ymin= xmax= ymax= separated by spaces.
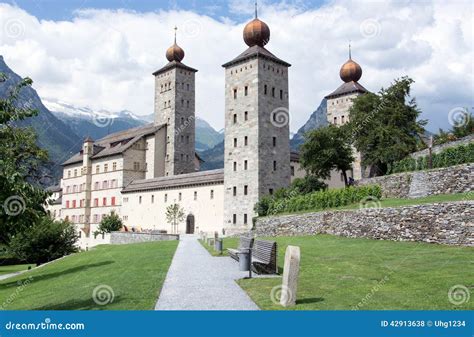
xmin=186 ymin=214 xmax=195 ymax=234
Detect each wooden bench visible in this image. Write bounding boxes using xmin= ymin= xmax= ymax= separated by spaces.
xmin=228 ymin=236 xmax=254 ymax=261
xmin=251 ymin=239 xmax=278 ymax=274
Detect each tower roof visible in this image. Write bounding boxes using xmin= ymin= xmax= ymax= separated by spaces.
xmin=243 ymin=1 xmax=270 ymax=47
xmin=339 ymin=43 xmax=362 ymax=83
xmin=222 ymin=44 xmax=290 ymax=68
xmin=165 ymin=27 xmax=185 ymax=62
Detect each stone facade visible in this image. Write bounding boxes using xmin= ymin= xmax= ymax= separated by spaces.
xmin=254 ymin=201 xmax=473 ymax=246
xmin=357 ymin=163 xmax=474 ymax=198
xmin=110 ymin=232 xmax=179 ymax=244
xmin=222 ymin=55 xmax=291 ymax=233
xmin=410 ymin=134 xmax=474 ymax=159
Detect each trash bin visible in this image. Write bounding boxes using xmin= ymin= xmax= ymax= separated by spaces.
xmin=238 ymin=250 xmax=251 ymax=271
xmin=215 ymin=238 xmax=223 ymax=253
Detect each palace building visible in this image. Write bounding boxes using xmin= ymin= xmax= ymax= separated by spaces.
xmin=48 ymin=10 xmax=366 ymax=249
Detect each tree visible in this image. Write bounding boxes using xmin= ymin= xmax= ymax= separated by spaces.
xmin=8 ymin=216 xmax=79 ymax=265
xmin=97 ymin=211 xmax=123 ymax=234
xmin=165 ymin=203 xmax=185 ymax=234
xmin=300 ymin=124 xmax=354 ymax=186
xmin=348 ymin=76 xmax=426 ymax=176
xmin=452 ymin=111 xmax=474 ymax=139
xmin=290 ymin=175 xmax=327 ymax=194
xmin=0 ymin=73 xmax=50 ymax=244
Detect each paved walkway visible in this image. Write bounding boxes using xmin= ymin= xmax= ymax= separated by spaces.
xmin=155 ymin=235 xmax=259 ymax=310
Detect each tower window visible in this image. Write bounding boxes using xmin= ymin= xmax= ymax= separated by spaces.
xmin=291 ymin=166 xmax=295 ymax=176
xmin=244 ymin=160 xmax=248 ymax=170
xmin=269 ymin=189 xmax=274 ymax=195
xmin=273 ymin=137 xmax=277 ymax=147
xmin=139 ymin=196 xmax=142 ymax=204
xmin=233 ymin=214 xmax=237 ymax=225
xmin=233 ymin=89 xmax=237 ymax=99
xmin=186 ymin=135 xmax=190 ymax=144
xmin=186 ymin=100 xmax=190 ymax=108
xmin=164 ymin=194 xmax=168 ymax=202
xmin=187 ymin=83 xmax=190 ymax=91
xmin=273 ymin=161 xmax=277 ymax=171
xmin=244 ymin=185 xmax=248 ymax=195
xmin=244 ymin=136 xmax=248 ymax=146
xmin=244 ymin=111 xmax=248 ymax=121
xmin=234 ymin=138 xmax=237 ymax=147
xmin=244 ymin=214 xmax=248 ymax=225
xmin=264 ymin=85 xmax=267 ymax=95
xmin=334 ymin=116 xmax=337 ymax=124
xmin=233 ymin=114 xmax=237 ymax=124
xmin=210 ymin=190 xmax=214 ymax=199
xmin=233 ymin=186 xmax=237 ymax=196
xmin=179 ymin=192 xmax=182 ymax=201
xmin=194 ymin=191 xmax=197 ymax=200
xmin=341 ymin=115 xmax=345 ymax=124
xmin=244 ymin=86 xmax=248 ymax=96
xmin=272 ymin=87 xmax=275 ymax=97
xmin=233 ymin=162 xmax=237 ymax=171
xmin=280 ymin=90 xmax=283 ymax=100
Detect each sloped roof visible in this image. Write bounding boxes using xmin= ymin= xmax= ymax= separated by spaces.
xmin=325 ymin=81 xmax=368 ymax=99
xmin=62 ymin=123 xmax=165 ymax=166
xmin=46 ymin=184 xmax=62 ymax=192
xmin=290 ymin=151 xmax=300 ymax=162
xmin=122 ymin=169 xmax=224 ymax=193
xmin=152 ymin=60 xmax=198 ymax=76
xmin=222 ymin=45 xmax=291 ymax=68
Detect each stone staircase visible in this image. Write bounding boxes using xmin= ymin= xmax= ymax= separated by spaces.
xmin=408 ymin=172 xmax=431 ymax=198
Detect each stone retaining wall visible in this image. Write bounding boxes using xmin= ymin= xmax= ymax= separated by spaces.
xmin=357 ymin=163 xmax=473 ymax=198
xmin=410 ymin=134 xmax=474 ymax=159
xmin=254 ymin=201 xmax=473 ymax=246
xmin=110 ymin=232 xmax=179 ymax=244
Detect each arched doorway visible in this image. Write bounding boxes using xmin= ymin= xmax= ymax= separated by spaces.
xmin=186 ymin=214 xmax=195 ymax=234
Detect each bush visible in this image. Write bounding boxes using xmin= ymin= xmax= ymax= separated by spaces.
xmin=388 ymin=142 xmax=474 ymax=174
xmin=8 ymin=216 xmax=79 ymax=265
xmin=256 ymin=185 xmax=382 ymax=216
xmin=97 ymin=211 xmax=123 ymax=234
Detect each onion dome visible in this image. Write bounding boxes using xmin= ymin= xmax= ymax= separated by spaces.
xmin=166 ymin=27 xmax=185 ymax=62
xmin=339 ymin=44 xmax=362 ymax=82
xmin=243 ymin=2 xmax=270 ymax=47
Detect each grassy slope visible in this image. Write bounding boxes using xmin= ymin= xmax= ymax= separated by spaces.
xmin=235 ymin=235 xmax=473 ymax=310
xmin=0 ymin=264 xmax=34 ymax=275
xmin=0 ymin=241 xmax=178 ymax=310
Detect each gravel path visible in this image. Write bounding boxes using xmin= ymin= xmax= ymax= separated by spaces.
xmin=155 ymin=235 xmax=259 ymax=310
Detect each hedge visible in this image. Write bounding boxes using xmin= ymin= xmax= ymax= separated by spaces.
xmin=388 ymin=142 xmax=474 ymax=174
xmin=260 ymin=185 xmax=382 ymax=216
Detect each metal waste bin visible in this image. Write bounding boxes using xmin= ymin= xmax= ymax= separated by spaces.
xmin=238 ymin=250 xmax=251 ymax=271
xmin=215 ymin=238 xmax=223 ymax=253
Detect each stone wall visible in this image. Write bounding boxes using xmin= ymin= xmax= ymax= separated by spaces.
xmin=254 ymin=201 xmax=473 ymax=246
xmin=110 ymin=232 xmax=179 ymax=245
xmin=410 ymin=134 xmax=474 ymax=159
xmin=357 ymin=163 xmax=473 ymax=198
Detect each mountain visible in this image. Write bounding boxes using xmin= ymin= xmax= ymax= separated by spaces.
xmin=198 ymin=140 xmax=224 ymax=170
xmin=290 ymin=99 xmax=328 ymax=151
xmin=43 ymin=98 xmax=148 ymax=141
xmin=195 ymin=117 xmax=224 ymax=151
xmin=0 ymin=56 xmax=82 ymax=182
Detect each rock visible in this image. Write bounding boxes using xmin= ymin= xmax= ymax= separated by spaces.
xmin=280 ymin=245 xmax=300 ymax=307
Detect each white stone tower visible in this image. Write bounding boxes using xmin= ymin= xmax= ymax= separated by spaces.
xmin=153 ymin=27 xmax=197 ymax=176
xmin=325 ymin=45 xmax=368 ymax=181
xmin=222 ymin=6 xmax=291 ymax=233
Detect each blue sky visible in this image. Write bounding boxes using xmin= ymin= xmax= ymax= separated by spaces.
xmin=5 ymin=0 xmax=326 ymax=21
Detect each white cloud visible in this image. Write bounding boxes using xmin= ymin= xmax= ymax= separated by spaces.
xmin=0 ymin=0 xmax=472 ymax=133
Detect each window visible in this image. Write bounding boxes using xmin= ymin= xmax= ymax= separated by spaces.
xmin=186 ymin=135 xmax=190 ymax=144
xmin=269 ymin=189 xmax=274 ymax=195
xmin=165 ymin=194 xmax=168 ymax=202
xmin=244 ymin=160 xmax=248 ymax=170
xmin=264 ymin=85 xmax=267 ymax=95
xmin=66 ymin=200 xmax=70 ymax=208
xmin=273 ymin=137 xmax=276 ymax=147
xmin=272 ymin=87 xmax=275 ymax=97
xmin=179 ymin=193 xmax=182 ymax=201
xmin=187 ymin=83 xmax=190 ymax=91
xmin=194 ymin=191 xmax=197 ymax=200
xmin=94 ymin=198 xmax=98 ymax=207
xmin=72 ymin=200 xmax=76 ymax=208
xmin=111 ymin=197 xmax=116 ymax=206
xmin=233 ymin=138 xmax=237 ymax=147
xmin=80 ymin=199 xmax=84 ymax=207
xmin=134 ymin=162 xmax=140 ymax=171
xmin=233 ymin=186 xmax=237 ymax=196
xmin=333 ymin=116 xmax=337 ymax=124
xmin=94 ymin=182 xmax=99 ymax=190
xmin=244 ymin=111 xmax=248 ymax=121
xmin=74 ymin=169 xmax=77 ymax=177
xmin=93 ymin=214 xmax=98 ymax=223
xmin=210 ymin=190 xmax=214 ymax=199
xmin=291 ymin=166 xmax=295 ymax=176
xmin=280 ymin=89 xmax=283 ymax=100
xmin=102 ymin=181 xmax=108 ymax=189
xmin=244 ymin=86 xmax=248 ymax=96
xmin=341 ymin=115 xmax=345 ymax=124
xmin=113 ymin=162 xmax=117 ymax=171
xmin=139 ymin=196 xmax=142 ymax=204
xmin=244 ymin=136 xmax=248 ymax=146
xmin=233 ymin=214 xmax=237 ymax=225
xmin=96 ymin=165 xmax=100 ymax=174
xmin=233 ymin=114 xmax=237 ymax=124
xmin=104 ymin=164 xmax=108 ymax=172
xmin=73 ymin=185 xmax=77 ymax=193
xmin=233 ymin=162 xmax=237 ymax=171
xmin=244 ymin=214 xmax=248 ymax=225
xmin=244 ymin=185 xmax=248 ymax=195
xmin=273 ymin=161 xmax=277 ymax=171
xmin=103 ymin=197 xmax=107 ymax=206
xmin=233 ymin=89 xmax=237 ymax=99
xmin=124 ymin=197 xmax=129 ymax=203
xmin=67 ymin=170 xmax=71 ymax=178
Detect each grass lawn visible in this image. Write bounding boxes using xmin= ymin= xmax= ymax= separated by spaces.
xmin=0 ymin=264 xmax=34 ymax=276
xmin=0 ymin=241 xmax=178 ymax=310
xmin=199 ymin=239 xmax=230 ymax=256
xmin=234 ymin=235 xmax=473 ymax=310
